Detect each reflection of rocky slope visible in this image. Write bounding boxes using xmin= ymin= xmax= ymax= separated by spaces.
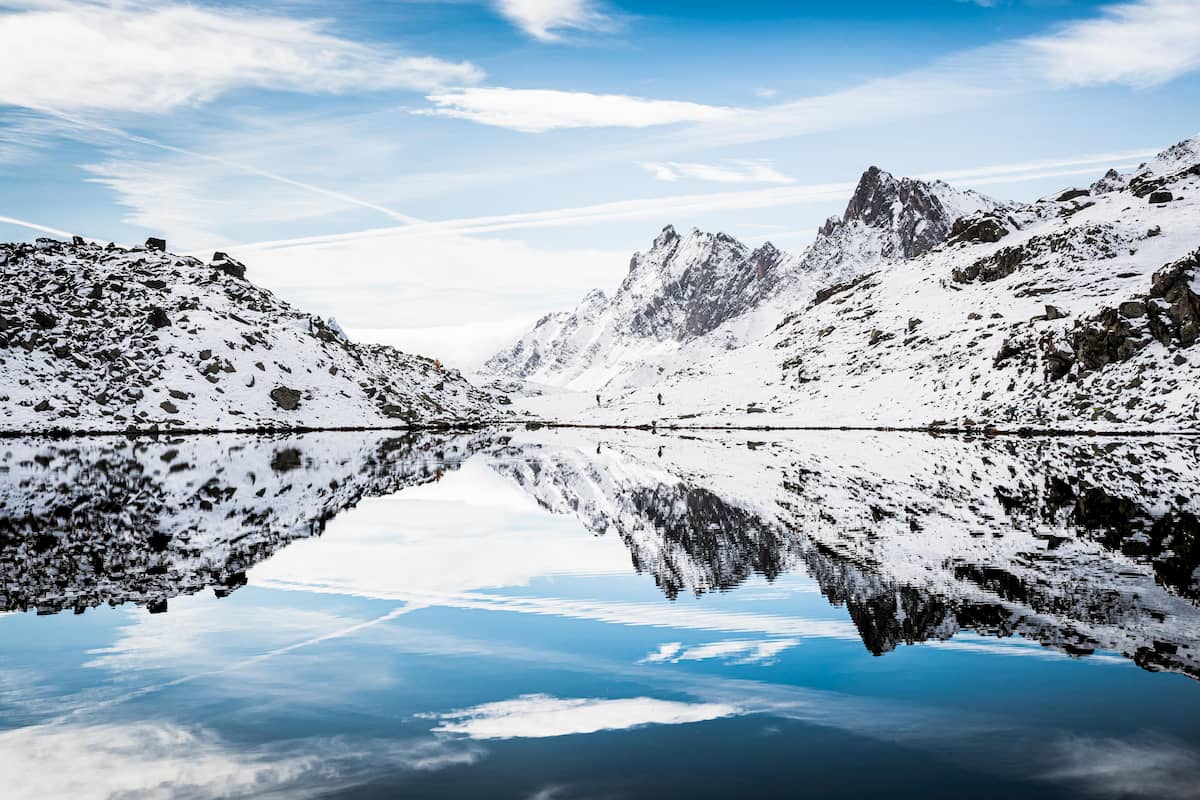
xmin=0 ymin=239 xmax=496 ymax=432
xmin=489 ymin=431 xmax=1200 ymax=679
xmin=492 ymin=446 xmax=800 ymax=597
xmin=0 ymin=431 xmax=483 ymax=614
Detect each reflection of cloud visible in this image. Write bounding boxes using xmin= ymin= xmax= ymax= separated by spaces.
xmin=0 ymin=721 xmax=482 ymax=800
xmin=432 ymin=694 xmax=739 ymax=739
xmin=1043 ymin=735 xmax=1200 ymax=799
xmin=642 ymin=639 xmax=798 ymax=665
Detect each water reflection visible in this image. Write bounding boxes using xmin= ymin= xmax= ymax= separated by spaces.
xmin=1 ymin=429 xmax=1198 ymax=798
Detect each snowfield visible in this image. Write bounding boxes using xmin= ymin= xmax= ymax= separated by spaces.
xmin=0 ymin=241 xmax=500 ymax=432
xmin=486 ymin=135 xmax=1200 ymax=432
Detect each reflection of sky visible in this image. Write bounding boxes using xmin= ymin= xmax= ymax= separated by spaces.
xmin=1 ymin=448 xmax=1199 ymax=799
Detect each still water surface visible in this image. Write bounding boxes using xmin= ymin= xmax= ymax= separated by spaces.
xmin=0 ymin=429 xmax=1198 ymax=799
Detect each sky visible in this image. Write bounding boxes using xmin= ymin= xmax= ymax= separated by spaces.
xmin=1 ymin=0 xmax=1199 ymax=368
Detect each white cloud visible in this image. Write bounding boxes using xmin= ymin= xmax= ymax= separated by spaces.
xmin=0 ymin=1 xmax=483 ymax=113
xmin=1026 ymin=0 xmax=1200 ymax=87
xmin=638 ymin=160 xmax=794 ymax=184
xmin=494 ymin=0 xmax=618 ymax=42
xmin=431 ymin=694 xmax=739 ymax=739
xmin=347 ymin=315 xmax=547 ymax=371
xmin=753 ymin=87 xmax=778 ymax=100
xmin=641 ymin=639 xmax=799 ymax=665
xmin=0 ymin=721 xmax=483 ymax=800
xmin=418 ymin=88 xmax=738 ymax=132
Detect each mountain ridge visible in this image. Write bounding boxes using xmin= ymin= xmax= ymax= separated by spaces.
xmin=497 ymin=133 xmax=1200 ymax=431
xmin=481 ymin=164 xmax=990 ymax=391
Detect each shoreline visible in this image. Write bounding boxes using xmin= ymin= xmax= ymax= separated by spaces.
xmin=2 ymin=419 xmax=1199 ymax=440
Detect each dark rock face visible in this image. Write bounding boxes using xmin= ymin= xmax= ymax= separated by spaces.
xmin=1056 ymin=188 xmax=1091 ymax=202
xmin=1147 ymin=253 xmax=1200 ymax=347
xmin=270 ymin=386 xmax=303 ymax=410
xmin=948 ymin=213 xmax=1010 ymax=245
xmin=1044 ymin=250 xmax=1200 ymax=379
xmin=145 ymin=237 xmax=166 ymax=252
xmin=1128 ymin=145 xmax=1200 ymax=198
xmin=619 ymin=228 xmax=786 ymax=342
xmin=211 ymin=252 xmax=247 ymax=280
xmin=953 ymin=225 xmax=1125 ymax=284
xmin=826 ymin=166 xmax=962 ymax=258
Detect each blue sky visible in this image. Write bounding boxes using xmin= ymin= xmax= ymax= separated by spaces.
xmin=1 ymin=0 xmax=1198 ymax=366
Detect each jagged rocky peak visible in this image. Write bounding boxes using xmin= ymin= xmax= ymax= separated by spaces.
xmin=625 ymin=225 xmax=750 ymax=285
xmin=818 ymin=164 xmax=996 ymax=259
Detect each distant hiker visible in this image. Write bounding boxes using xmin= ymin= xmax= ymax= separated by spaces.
xmin=596 ymin=443 xmax=601 ymax=455
xmin=596 ymin=394 xmax=601 ymax=407
xmin=657 ymin=392 xmax=663 ymax=406
xmin=657 ymin=445 xmax=663 ymax=458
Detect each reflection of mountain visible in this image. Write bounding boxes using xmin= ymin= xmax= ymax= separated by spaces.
xmin=0 ymin=431 xmax=483 ymax=615
xmin=489 ymin=432 xmax=1200 ymax=679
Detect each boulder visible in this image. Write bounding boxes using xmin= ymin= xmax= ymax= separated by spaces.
xmin=1119 ymin=301 xmax=1147 ymax=319
xmin=1149 ymin=190 xmax=1175 ymax=204
xmin=145 ymin=237 xmax=167 ymax=252
xmin=269 ymin=386 xmax=302 ymax=411
xmin=949 ymin=213 xmax=1010 ymax=245
xmin=211 ymin=252 xmax=247 ymax=280
xmin=146 ymin=307 xmax=171 ymax=329
xmin=1056 ymin=188 xmax=1090 ymax=202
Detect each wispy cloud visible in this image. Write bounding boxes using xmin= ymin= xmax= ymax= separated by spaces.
xmin=431 ymin=694 xmax=739 ymax=739
xmin=418 ymin=88 xmax=738 ymax=132
xmin=494 ymin=0 xmax=620 ymax=42
xmin=0 ymin=721 xmax=483 ymax=800
xmin=1042 ymin=735 xmax=1200 ymax=799
xmin=638 ymin=160 xmax=794 ymax=184
xmin=1026 ymin=0 xmax=1200 ymax=87
xmin=0 ymin=0 xmax=483 ymax=114
xmin=642 ymin=639 xmax=799 ymax=665
xmin=234 ymin=147 xmax=1155 ymax=248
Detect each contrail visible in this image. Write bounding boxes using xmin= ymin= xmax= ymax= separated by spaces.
xmin=0 ymin=214 xmax=81 ymax=240
xmin=33 ymin=105 xmax=425 ymax=226
xmin=229 ymin=149 xmax=1157 ymax=252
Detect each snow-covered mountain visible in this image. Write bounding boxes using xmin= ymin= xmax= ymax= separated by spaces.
xmin=488 ymin=428 xmax=1200 ymax=679
xmin=480 ymin=166 xmax=996 ymax=392
xmin=0 ymin=239 xmax=498 ymax=432
xmin=511 ymin=134 xmax=1200 ymax=431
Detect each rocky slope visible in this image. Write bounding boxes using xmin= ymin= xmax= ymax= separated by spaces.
xmin=480 ymin=167 xmax=994 ymax=392
xmin=489 ymin=428 xmax=1200 ymax=679
xmin=0 ymin=239 xmax=497 ymax=432
xmin=513 ymin=134 xmax=1200 ymax=430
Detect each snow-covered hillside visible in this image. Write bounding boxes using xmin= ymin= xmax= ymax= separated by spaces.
xmin=0 ymin=240 xmax=498 ymax=432
xmin=489 ymin=428 xmax=1200 ymax=679
xmin=480 ymin=166 xmax=994 ymax=393
xmin=510 ymin=135 xmax=1200 ymax=431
